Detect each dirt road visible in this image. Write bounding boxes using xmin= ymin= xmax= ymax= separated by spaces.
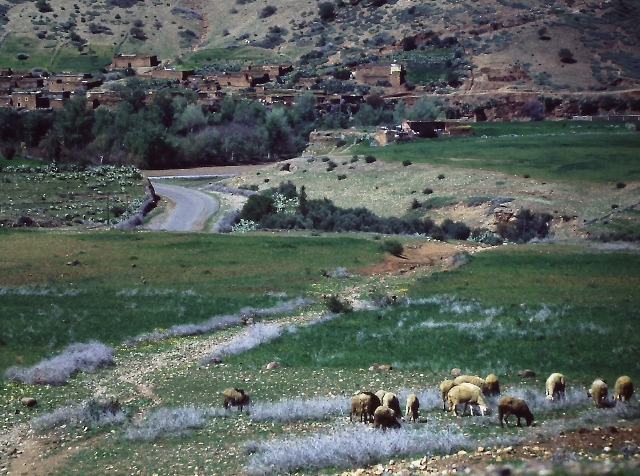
xmin=145 ymin=181 xmax=219 ymax=232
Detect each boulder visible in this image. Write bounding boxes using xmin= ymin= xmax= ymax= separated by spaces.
xmin=20 ymin=397 xmax=37 ymax=407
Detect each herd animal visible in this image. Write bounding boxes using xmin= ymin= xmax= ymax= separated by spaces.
xmin=221 ymin=373 xmax=634 ymax=430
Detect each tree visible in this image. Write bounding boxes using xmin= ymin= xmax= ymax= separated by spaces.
xmin=298 ymin=185 xmax=309 ymax=217
xmin=39 ymin=130 xmax=63 ymax=162
xmin=393 ymin=100 xmax=408 ymax=124
xmin=263 ymin=108 xmax=293 ymax=158
xmin=318 ymin=2 xmax=335 ymax=20
xmin=56 ymin=95 xmax=95 ymax=149
xmin=35 ymin=0 xmax=53 ymax=13
xmin=558 ymin=48 xmax=576 ymax=64
xmin=175 ymin=103 xmax=207 ymax=134
xmin=407 ymin=97 xmax=441 ymax=120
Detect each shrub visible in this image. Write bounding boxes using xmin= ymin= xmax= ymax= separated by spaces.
xmin=2 ymin=144 xmax=16 ymax=160
xmin=411 ymin=198 xmax=422 ymax=209
xmin=402 ymin=160 xmax=412 ymax=166
xmin=423 ymin=187 xmax=433 ymax=194
xmin=259 ymin=5 xmax=277 ymax=18
xmin=337 ymin=174 xmax=347 ymax=180
xmin=325 ymin=294 xmax=352 ymax=313
xmin=381 ymin=239 xmax=403 ymax=257
xmin=239 ymin=194 xmax=276 ymax=222
xmin=16 ymin=53 xmax=29 ymax=60
xmin=364 ymin=155 xmax=376 ymax=163
xmin=616 ymin=182 xmax=626 ymax=189
xmin=318 ymin=1 xmax=335 ymax=20
xmin=335 ymin=139 xmax=346 ymax=147
xmin=558 ymin=48 xmax=576 ymax=64
xmin=441 ymin=219 xmax=471 ymax=240
xmin=496 ymin=209 xmax=553 ymax=243
xmin=33 ymin=398 xmax=125 ymax=431
xmin=437 ymin=174 xmax=445 ymax=180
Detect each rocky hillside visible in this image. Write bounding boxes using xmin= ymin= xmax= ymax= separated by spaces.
xmin=1 ymin=0 xmax=639 ymax=97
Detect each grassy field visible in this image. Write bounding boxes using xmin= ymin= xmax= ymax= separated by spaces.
xmin=0 ymin=164 xmax=146 ymax=226
xmin=355 ymin=121 xmax=640 ymax=183
xmin=0 ymin=230 xmax=383 ymax=373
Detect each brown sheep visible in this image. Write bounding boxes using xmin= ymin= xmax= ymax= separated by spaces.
xmin=350 ymin=392 xmax=381 ymax=423
xmin=588 ymin=379 xmax=608 ymax=408
xmin=545 ymin=373 xmax=566 ymax=401
xmin=614 ymin=376 xmax=634 ymax=403
xmin=405 ymin=394 xmax=419 ymax=422
xmin=498 ymin=396 xmax=534 ymax=427
xmin=440 ymin=379 xmax=457 ymax=411
xmin=485 ymin=374 xmax=500 ymax=396
xmin=382 ymin=392 xmax=402 ymax=419
xmin=222 ymin=388 xmax=251 ymax=412
xmin=453 ymin=375 xmax=489 ymax=395
xmin=447 ymin=383 xmax=489 ymax=417
xmin=373 ymin=405 xmax=401 ymax=430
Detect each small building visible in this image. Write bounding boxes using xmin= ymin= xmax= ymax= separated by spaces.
xmin=401 ymin=119 xmax=473 ymax=138
xmin=353 ymin=63 xmax=405 ymax=87
xmin=11 ymin=91 xmax=48 ymax=109
xmin=110 ymin=54 xmax=160 ymax=69
xmin=48 ymin=74 xmax=101 ymax=93
xmin=217 ymin=69 xmax=270 ymax=88
xmin=0 ymin=95 xmax=12 ymax=107
xmin=86 ymin=90 xmax=122 ymax=109
xmin=145 ymin=69 xmax=194 ymax=81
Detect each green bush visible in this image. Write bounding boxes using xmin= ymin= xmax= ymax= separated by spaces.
xmin=325 ymin=294 xmax=352 ymax=313
xmin=381 ymin=239 xmax=403 ymax=257
xmin=402 ymin=160 xmax=412 ymax=166
xmin=365 ymin=155 xmax=376 ymax=163
xmin=239 ymin=194 xmax=276 ymax=222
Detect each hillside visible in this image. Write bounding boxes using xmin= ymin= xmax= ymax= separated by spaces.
xmin=1 ymin=0 xmax=639 ymax=96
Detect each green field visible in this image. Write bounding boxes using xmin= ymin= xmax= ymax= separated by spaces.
xmin=356 ymin=121 xmax=640 ymax=183
xmin=0 ymin=230 xmax=383 ymax=372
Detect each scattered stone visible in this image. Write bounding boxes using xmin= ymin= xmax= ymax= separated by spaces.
xmin=265 ymin=361 xmax=280 ymax=370
xmin=517 ymin=369 xmax=536 ymax=378
xmin=20 ymin=397 xmax=37 ymax=407
xmin=450 ymin=368 xmax=462 ymax=377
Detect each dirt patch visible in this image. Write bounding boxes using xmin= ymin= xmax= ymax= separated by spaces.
xmin=143 ymin=165 xmax=266 ymax=178
xmin=337 ymin=424 xmax=640 ymax=476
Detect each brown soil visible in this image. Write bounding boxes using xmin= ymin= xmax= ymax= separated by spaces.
xmin=338 ymin=424 xmax=640 ymax=476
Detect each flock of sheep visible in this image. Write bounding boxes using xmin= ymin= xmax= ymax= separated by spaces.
xmin=220 ymin=373 xmax=634 ymax=430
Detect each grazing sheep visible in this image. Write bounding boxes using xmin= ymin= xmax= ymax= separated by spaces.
xmin=350 ymin=392 xmax=381 ymax=423
xmin=453 ymin=375 xmax=489 ymax=395
xmin=614 ymin=376 xmax=634 ymax=403
xmin=497 ymin=396 xmax=534 ymax=427
xmin=373 ymin=405 xmax=401 ymax=430
xmin=405 ymin=393 xmax=419 ymax=422
xmin=375 ymin=390 xmax=387 ymax=402
xmin=545 ymin=373 xmax=566 ymax=401
xmin=447 ymin=383 xmax=489 ymax=417
xmin=382 ymin=392 xmax=402 ymax=419
xmin=588 ymin=379 xmax=608 ymax=408
xmin=440 ymin=379 xmax=457 ymax=411
xmin=222 ymin=388 xmax=251 ymax=412
xmin=485 ymin=374 xmax=500 ymax=396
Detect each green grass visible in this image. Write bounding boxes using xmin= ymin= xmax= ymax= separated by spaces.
xmin=355 ymin=121 xmax=640 ymax=183
xmin=223 ymin=245 xmax=640 ymax=383
xmin=178 ymin=46 xmax=280 ymax=69
xmin=0 ymin=230 xmax=382 ymax=373
xmin=49 ymin=45 xmax=114 ymax=73
xmin=0 ymin=35 xmax=58 ymax=69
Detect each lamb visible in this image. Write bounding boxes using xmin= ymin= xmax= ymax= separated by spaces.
xmin=497 ymin=396 xmax=534 ymax=427
xmin=440 ymin=379 xmax=457 ymax=411
xmin=545 ymin=372 xmax=566 ymax=401
xmin=382 ymin=392 xmax=402 ymax=419
xmin=222 ymin=388 xmax=251 ymax=412
xmin=613 ymin=376 xmax=634 ymax=403
xmin=405 ymin=393 xmax=419 ymax=422
xmin=588 ymin=379 xmax=608 ymax=408
xmin=453 ymin=375 xmax=489 ymax=395
xmin=350 ymin=391 xmax=381 ymax=423
xmin=447 ymin=383 xmax=489 ymax=417
xmin=485 ymin=373 xmax=500 ymax=396
xmin=373 ymin=405 xmax=401 ymax=430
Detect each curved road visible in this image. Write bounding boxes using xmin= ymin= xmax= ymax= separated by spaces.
xmin=145 ymin=182 xmax=219 ymax=231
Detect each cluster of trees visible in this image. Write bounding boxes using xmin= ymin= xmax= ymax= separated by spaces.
xmin=238 ymin=182 xmax=472 ymax=238
xmin=0 ymin=80 xmax=444 ymax=169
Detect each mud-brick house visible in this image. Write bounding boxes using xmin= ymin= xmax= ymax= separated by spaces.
xmin=11 ymin=91 xmax=48 ymax=109
xmin=86 ymin=90 xmax=122 ymax=109
xmin=353 ymin=63 xmax=405 ymax=87
xmin=48 ymin=73 xmax=102 ymax=93
xmin=15 ymin=75 xmax=44 ymax=89
xmin=401 ymin=119 xmax=473 ymax=138
xmin=0 ymin=95 xmax=12 ymax=107
xmin=145 ymin=69 xmax=194 ymax=81
xmin=217 ymin=68 xmax=270 ymax=88
xmin=110 ymin=54 xmax=160 ymax=69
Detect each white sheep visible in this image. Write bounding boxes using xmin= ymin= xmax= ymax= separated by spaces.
xmin=588 ymin=379 xmax=608 ymax=408
xmin=375 ymin=390 xmax=387 ymax=402
xmin=405 ymin=393 xmax=419 ymax=422
xmin=447 ymin=383 xmax=489 ymax=417
xmin=545 ymin=372 xmax=566 ymax=401
xmin=440 ymin=379 xmax=457 ymax=411
xmin=614 ymin=376 xmax=634 ymax=403
xmin=497 ymin=396 xmax=534 ymax=427
xmin=453 ymin=375 xmax=489 ymax=395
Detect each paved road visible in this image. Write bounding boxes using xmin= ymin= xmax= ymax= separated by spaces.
xmin=145 ymin=182 xmax=219 ymax=231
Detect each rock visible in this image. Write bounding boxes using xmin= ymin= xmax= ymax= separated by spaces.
xmin=450 ymin=368 xmax=462 ymax=377
xmin=517 ymin=369 xmax=536 ymax=378
xmin=490 ymin=466 xmax=511 ymax=476
xmin=20 ymin=397 xmax=37 ymax=407
xmin=494 ymin=205 xmax=515 ymax=223
xmin=577 ymin=427 xmax=590 ymax=434
xmin=66 ymin=259 xmax=81 ymax=266
xmin=265 ymin=361 xmax=280 ymax=370
xmin=6 ymin=447 xmax=16 ymax=456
